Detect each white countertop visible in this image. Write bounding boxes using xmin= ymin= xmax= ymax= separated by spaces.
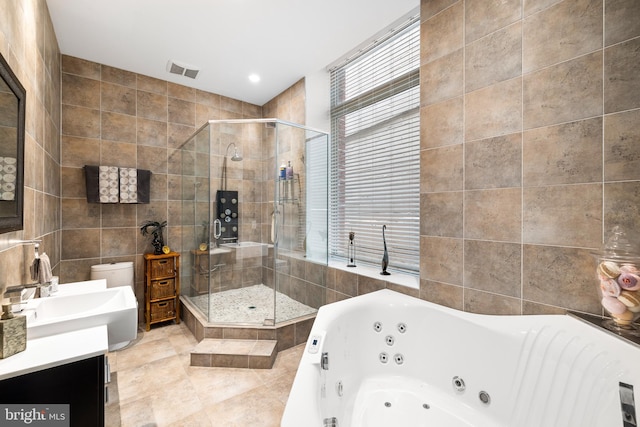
xmin=0 ymin=325 xmax=108 ymax=381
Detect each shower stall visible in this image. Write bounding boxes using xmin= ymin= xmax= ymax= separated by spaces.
xmin=178 ymin=119 xmax=329 ymax=330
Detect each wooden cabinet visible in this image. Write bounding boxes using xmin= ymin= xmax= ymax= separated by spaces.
xmin=0 ymin=355 xmax=106 ymax=427
xmin=144 ymin=252 xmax=180 ymax=331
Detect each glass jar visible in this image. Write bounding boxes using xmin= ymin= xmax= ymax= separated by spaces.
xmin=594 ymin=226 xmax=640 ymax=335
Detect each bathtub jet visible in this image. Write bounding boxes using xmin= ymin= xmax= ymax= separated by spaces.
xmin=282 ymin=289 xmax=640 ymax=427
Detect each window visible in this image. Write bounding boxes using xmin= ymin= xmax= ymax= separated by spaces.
xmin=329 ymin=18 xmax=420 ymax=274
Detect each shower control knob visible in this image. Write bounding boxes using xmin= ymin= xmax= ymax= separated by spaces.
xmin=232 ymin=213 xmax=237 ymax=218
xmin=232 ymin=226 xmax=237 ymax=232
xmin=232 ymin=198 xmax=237 ymax=204
xmin=220 ymin=213 xmax=225 ymax=218
xmin=225 ymin=216 xmax=231 ymax=222
xmin=221 ymin=226 xmax=226 ymax=232
xmin=220 ymin=198 xmax=226 ymax=203
xmin=225 ymin=209 xmax=231 ymax=215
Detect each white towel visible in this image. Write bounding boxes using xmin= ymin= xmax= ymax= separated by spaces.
xmin=99 ymin=166 xmax=119 ymax=203
xmin=119 ymin=168 xmax=138 ymax=203
xmin=38 ymin=253 xmax=53 ymax=284
xmin=0 ymin=157 xmax=17 ymax=200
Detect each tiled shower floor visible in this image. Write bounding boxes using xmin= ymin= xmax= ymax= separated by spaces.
xmin=187 ymin=284 xmax=317 ymax=324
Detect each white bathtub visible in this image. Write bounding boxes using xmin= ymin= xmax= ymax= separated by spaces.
xmin=282 ymin=289 xmax=640 ymax=427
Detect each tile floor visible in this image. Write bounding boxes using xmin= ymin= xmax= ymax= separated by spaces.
xmin=105 ymin=322 xmax=304 ymax=426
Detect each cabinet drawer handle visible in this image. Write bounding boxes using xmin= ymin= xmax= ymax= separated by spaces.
xmin=158 ymin=281 xmax=169 ymax=286
xmin=157 ymin=302 xmax=169 ymax=307
xmin=158 ymin=260 xmax=168 ymax=264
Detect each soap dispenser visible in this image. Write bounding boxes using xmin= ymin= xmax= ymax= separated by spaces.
xmin=0 ymin=303 xmax=26 ymax=359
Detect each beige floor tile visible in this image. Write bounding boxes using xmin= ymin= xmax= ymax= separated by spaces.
xmin=111 ymin=323 xmax=305 ymax=426
xmin=203 ymin=385 xmax=285 ymax=427
xmin=118 ymin=355 xmax=186 ymax=404
xmin=116 ymin=337 xmax=178 ymax=371
xmin=186 ymin=366 xmax=264 ymax=406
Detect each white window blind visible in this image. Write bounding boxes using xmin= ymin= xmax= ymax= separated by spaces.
xmin=329 ymin=18 xmax=420 ymax=274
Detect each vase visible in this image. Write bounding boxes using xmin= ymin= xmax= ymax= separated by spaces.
xmin=594 ymin=226 xmax=640 ymax=335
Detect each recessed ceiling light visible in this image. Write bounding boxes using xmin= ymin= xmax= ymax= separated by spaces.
xmin=248 ymin=74 xmax=261 ymax=83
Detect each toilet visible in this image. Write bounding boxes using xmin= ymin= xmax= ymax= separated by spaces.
xmin=90 ymin=261 xmax=134 ymax=289
xmin=90 ymin=261 xmax=135 ymax=350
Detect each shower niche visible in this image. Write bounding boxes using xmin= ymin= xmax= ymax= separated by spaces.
xmin=178 ymin=119 xmax=329 ymax=334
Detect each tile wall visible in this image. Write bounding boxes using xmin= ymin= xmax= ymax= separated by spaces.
xmin=60 ymin=56 xmax=263 ymax=303
xmin=0 ymin=0 xmax=61 ymax=297
xmin=418 ymin=0 xmax=640 ymax=315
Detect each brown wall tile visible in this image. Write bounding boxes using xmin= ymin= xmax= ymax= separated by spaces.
xmin=465 ymin=0 xmax=521 ymax=43
xmin=464 ymin=188 xmax=521 ymax=242
xmin=523 ymin=184 xmax=602 ymax=247
xmin=421 ymin=236 xmax=463 ymax=285
xmin=524 ymin=52 xmax=603 ymax=129
xmin=604 ymin=181 xmax=640 ymax=234
xmin=420 ymin=50 xmax=463 ymax=106
xmin=101 ymin=111 xmax=137 ymax=143
xmin=523 ymin=245 xmax=600 ymax=314
xmin=101 ymin=65 xmax=136 ymax=88
xmin=421 ymin=144 xmax=463 ymax=192
xmin=422 ymin=0 xmax=459 ymax=21
xmin=62 ymin=136 xmax=101 ymax=167
xmin=523 ymin=0 xmax=565 ymax=16
xmin=604 ymin=37 xmax=640 ymax=114
xmin=61 ymin=198 xmax=100 ymax=229
xmin=465 ymin=77 xmax=522 ymax=142
xmin=101 ymin=81 xmax=136 ymax=115
xmin=523 ymin=0 xmax=602 ymax=73
xmin=62 ymin=105 xmax=100 ymax=138
xmin=466 ymin=22 xmax=522 ymax=92
xmin=420 ymin=192 xmax=463 ymax=238
xmin=465 ymin=133 xmax=522 ymax=190
xmin=523 ymin=118 xmax=603 ymax=186
xmin=604 ymin=109 xmax=640 ymax=182
xmin=62 ymin=229 xmax=101 ymax=259
xmin=61 ymin=73 xmax=100 ymax=108
xmin=138 ymin=90 xmax=168 ymax=122
xmin=168 ymin=97 xmax=196 ymax=126
xmin=137 ymin=118 xmax=167 ymax=147
xmin=420 ymin=279 xmax=463 ymax=310
xmin=464 ymin=240 xmax=521 ymax=297
xmin=464 ymin=289 xmax=521 ymax=315
xmin=605 ymin=0 xmax=640 ymax=46
xmin=420 ymin=97 xmax=463 ymax=149
xmin=421 ymin=1 xmax=463 ymax=64
xmin=62 ymin=55 xmax=100 ymax=79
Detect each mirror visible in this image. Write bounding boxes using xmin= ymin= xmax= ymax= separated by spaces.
xmin=0 ymin=51 xmax=25 ymax=233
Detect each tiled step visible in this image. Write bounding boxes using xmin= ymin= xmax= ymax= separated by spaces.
xmin=190 ymin=339 xmax=278 ymax=369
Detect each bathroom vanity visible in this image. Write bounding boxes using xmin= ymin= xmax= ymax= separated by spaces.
xmin=0 ymin=326 xmax=108 ymax=426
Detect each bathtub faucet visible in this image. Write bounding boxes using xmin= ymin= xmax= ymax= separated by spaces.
xmin=321 ymin=352 xmax=329 ymax=370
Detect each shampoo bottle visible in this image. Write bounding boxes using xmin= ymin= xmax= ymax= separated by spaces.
xmin=286 ymin=161 xmax=293 ymax=179
xmin=279 ymin=162 xmax=287 ymax=180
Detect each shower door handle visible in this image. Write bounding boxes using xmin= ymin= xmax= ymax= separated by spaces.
xmin=213 ymin=219 xmax=222 ymax=240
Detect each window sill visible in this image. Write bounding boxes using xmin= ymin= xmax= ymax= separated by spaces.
xmin=329 ymin=260 xmax=419 ymax=290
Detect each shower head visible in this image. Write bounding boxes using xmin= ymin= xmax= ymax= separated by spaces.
xmin=225 ymin=142 xmax=243 ymax=161
xmin=231 ymin=150 xmax=243 ymax=162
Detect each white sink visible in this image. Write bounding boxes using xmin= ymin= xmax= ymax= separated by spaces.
xmin=25 ymin=286 xmax=138 ymax=350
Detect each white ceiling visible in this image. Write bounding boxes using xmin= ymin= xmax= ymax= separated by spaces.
xmin=46 ymin=0 xmax=419 ymax=106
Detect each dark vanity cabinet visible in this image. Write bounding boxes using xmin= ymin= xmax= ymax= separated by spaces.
xmin=0 ymin=355 xmax=106 ymax=427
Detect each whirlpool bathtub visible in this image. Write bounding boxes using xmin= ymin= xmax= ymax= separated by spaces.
xmin=282 ymin=289 xmax=640 ymax=427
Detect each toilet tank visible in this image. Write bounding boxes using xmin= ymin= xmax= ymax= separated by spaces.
xmin=90 ymin=262 xmax=134 ymax=288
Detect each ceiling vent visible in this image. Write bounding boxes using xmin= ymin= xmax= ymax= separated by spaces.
xmin=166 ymin=60 xmax=200 ymax=79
